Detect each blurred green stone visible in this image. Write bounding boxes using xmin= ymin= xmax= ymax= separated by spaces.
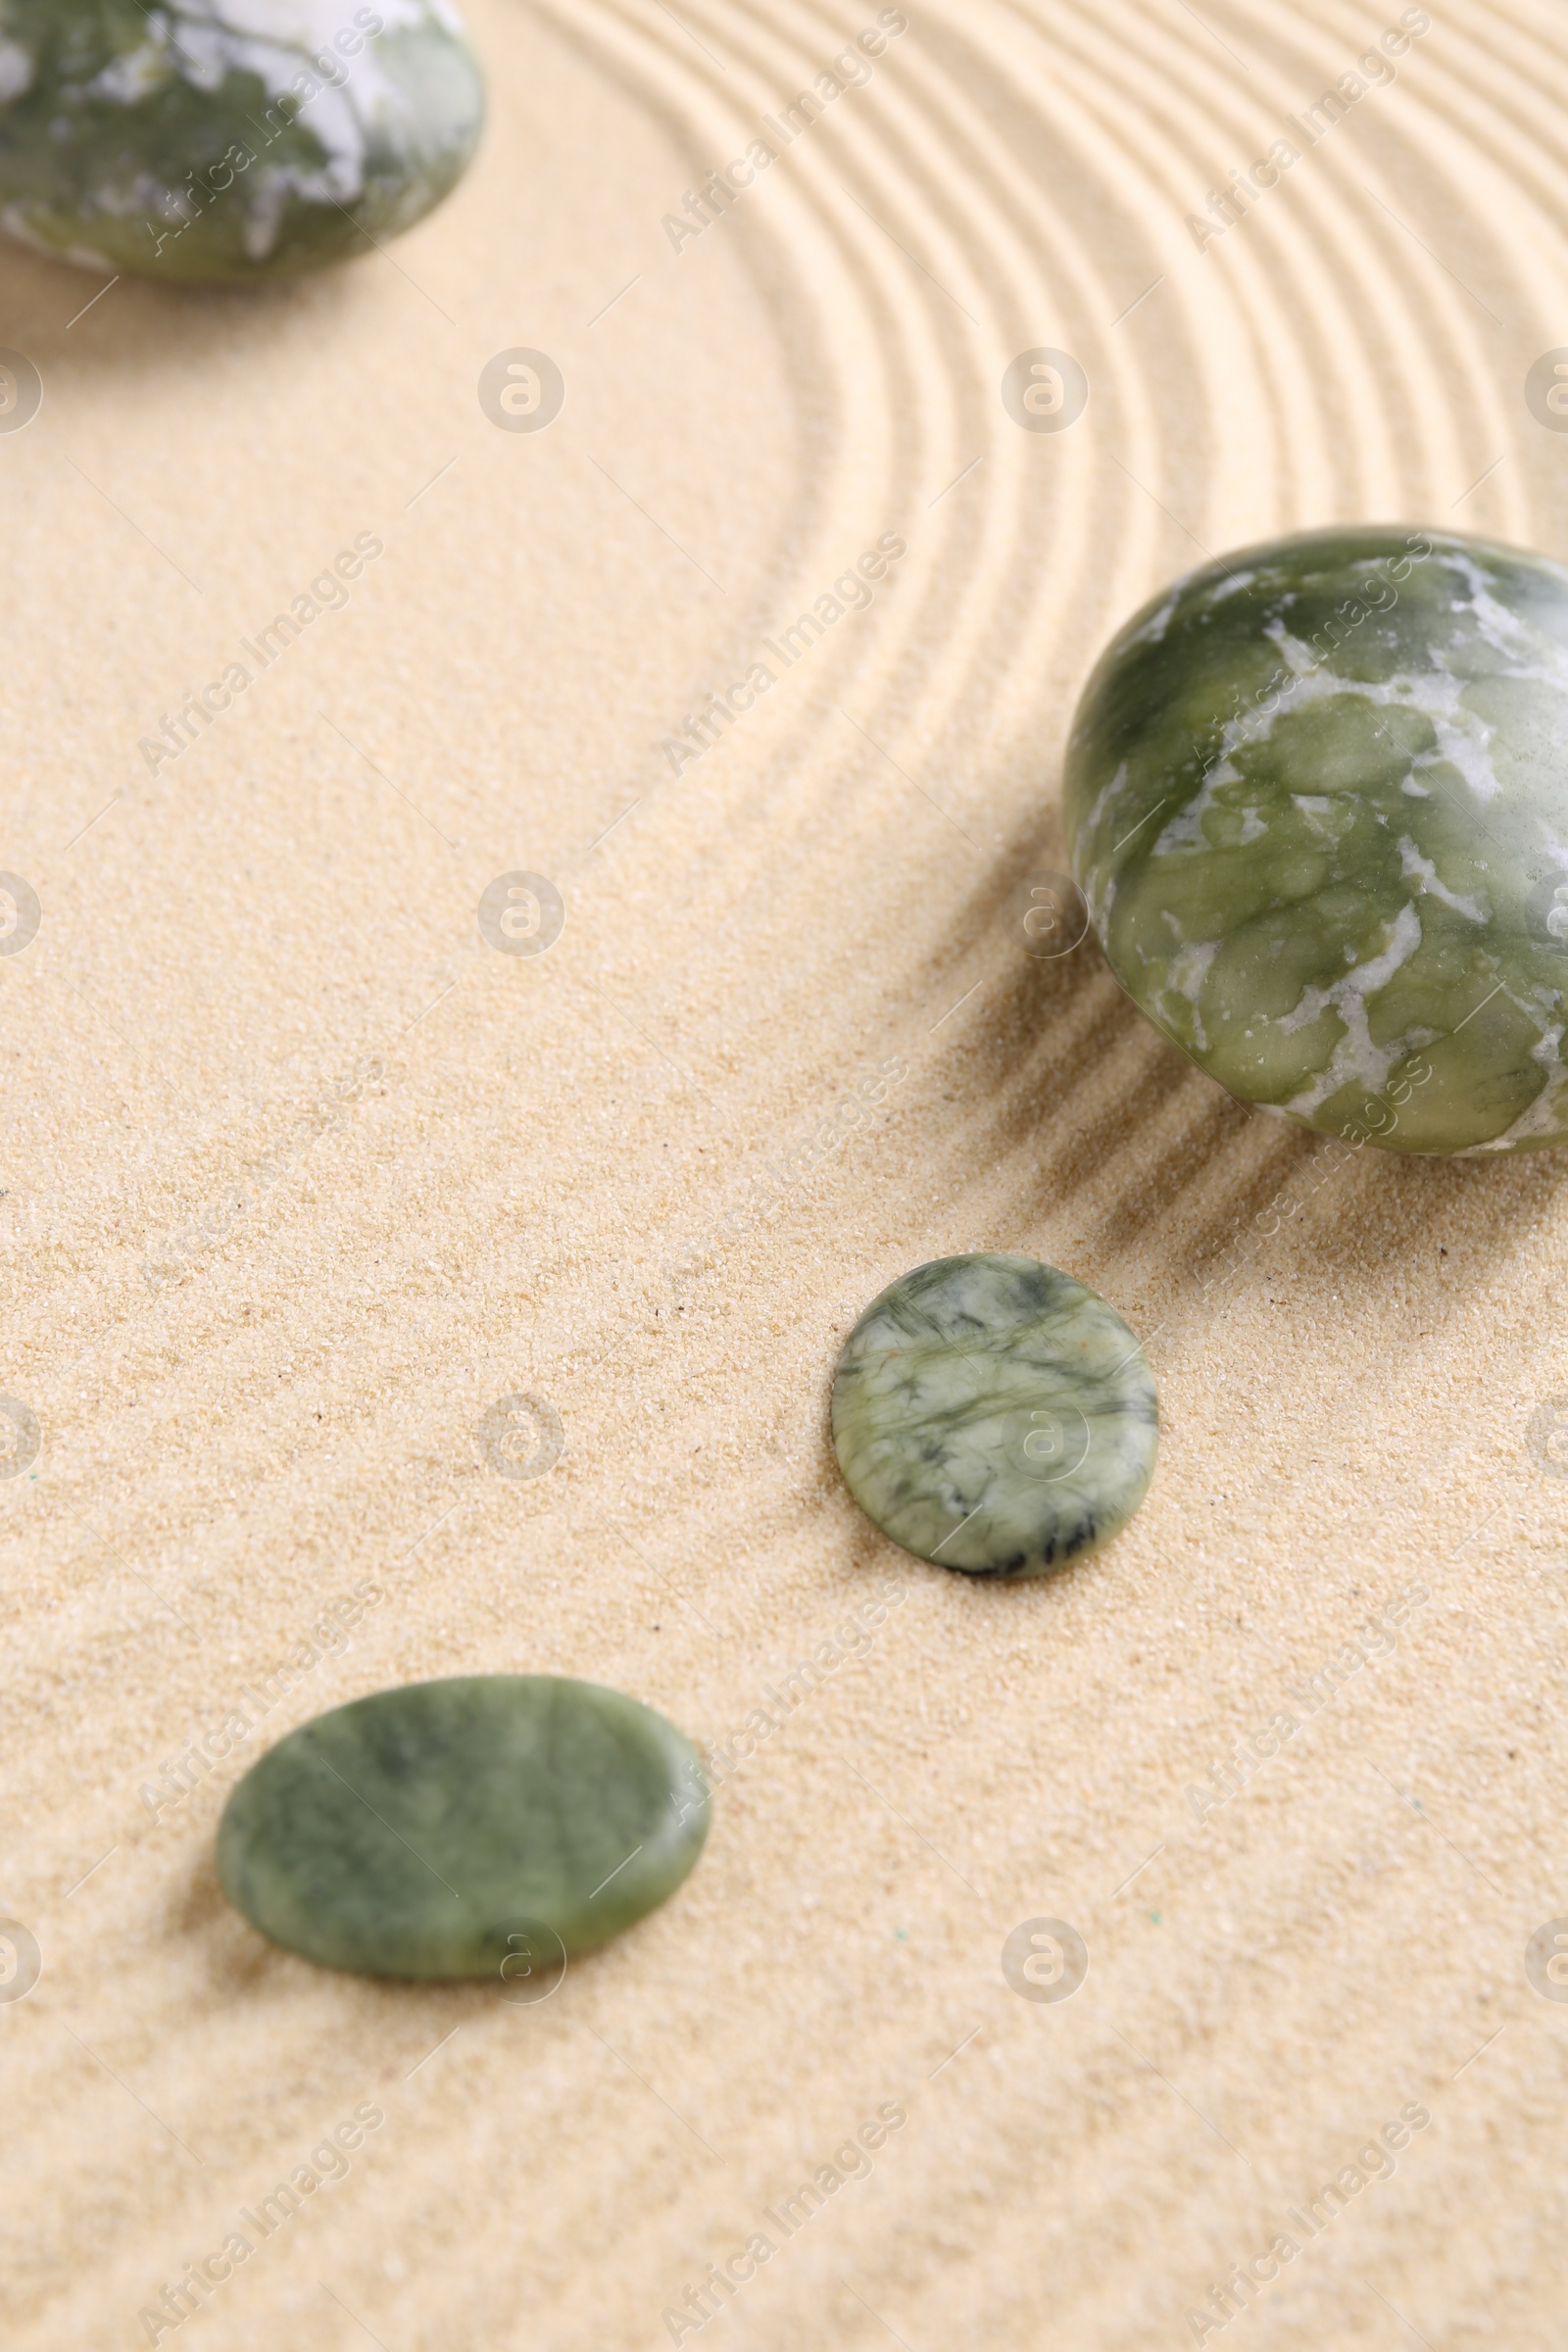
xmin=1065 ymin=526 xmax=1568 ymax=1154
xmin=218 ymin=1676 xmax=710 ymax=1981
xmin=0 ymin=0 xmax=483 ymax=282
xmin=831 ymin=1253 xmax=1157 ymax=1579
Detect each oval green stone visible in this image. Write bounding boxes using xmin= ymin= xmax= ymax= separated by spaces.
xmin=0 ymin=0 xmax=483 ymax=283
xmin=830 ymin=1253 xmax=1157 ymax=1580
xmin=1065 ymin=526 xmax=1568 ymax=1154
xmin=217 ymin=1676 xmax=709 ymax=1981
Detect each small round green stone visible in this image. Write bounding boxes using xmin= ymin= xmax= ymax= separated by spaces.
xmin=1065 ymin=525 xmax=1568 ymax=1155
xmin=217 ymin=1676 xmax=709 ymax=1981
xmin=830 ymin=1253 xmax=1157 ymax=1580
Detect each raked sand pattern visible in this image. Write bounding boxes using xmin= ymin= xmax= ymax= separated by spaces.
xmin=8 ymin=1 xmax=1568 ymax=2348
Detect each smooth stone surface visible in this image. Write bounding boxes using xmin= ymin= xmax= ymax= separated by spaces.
xmin=830 ymin=1253 xmax=1157 ymax=1580
xmin=1065 ymin=526 xmax=1568 ymax=1154
xmin=0 ymin=0 xmax=483 ymax=282
xmin=217 ymin=1675 xmax=709 ymax=1980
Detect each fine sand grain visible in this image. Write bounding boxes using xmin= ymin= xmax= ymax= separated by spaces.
xmin=4 ymin=2 xmax=1568 ymax=2345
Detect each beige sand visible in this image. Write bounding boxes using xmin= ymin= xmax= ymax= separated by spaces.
xmin=5 ymin=0 xmax=1568 ymax=2343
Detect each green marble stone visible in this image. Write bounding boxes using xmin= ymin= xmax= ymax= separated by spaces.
xmin=1066 ymin=526 xmax=1568 ymax=1155
xmin=217 ymin=1675 xmax=710 ymax=1981
xmin=0 ymin=0 xmax=483 ymax=283
xmin=830 ymin=1252 xmax=1157 ymax=1579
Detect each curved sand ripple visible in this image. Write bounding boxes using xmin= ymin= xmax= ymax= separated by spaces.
xmin=8 ymin=4 xmax=1568 ymax=2349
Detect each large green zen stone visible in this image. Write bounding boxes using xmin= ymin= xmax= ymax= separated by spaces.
xmin=830 ymin=1253 xmax=1157 ymax=1579
xmin=0 ymin=0 xmax=483 ymax=283
xmin=217 ymin=1676 xmax=710 ymax=1980
xmin=1065 ymin=526 xmax=1568 ymax=1154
